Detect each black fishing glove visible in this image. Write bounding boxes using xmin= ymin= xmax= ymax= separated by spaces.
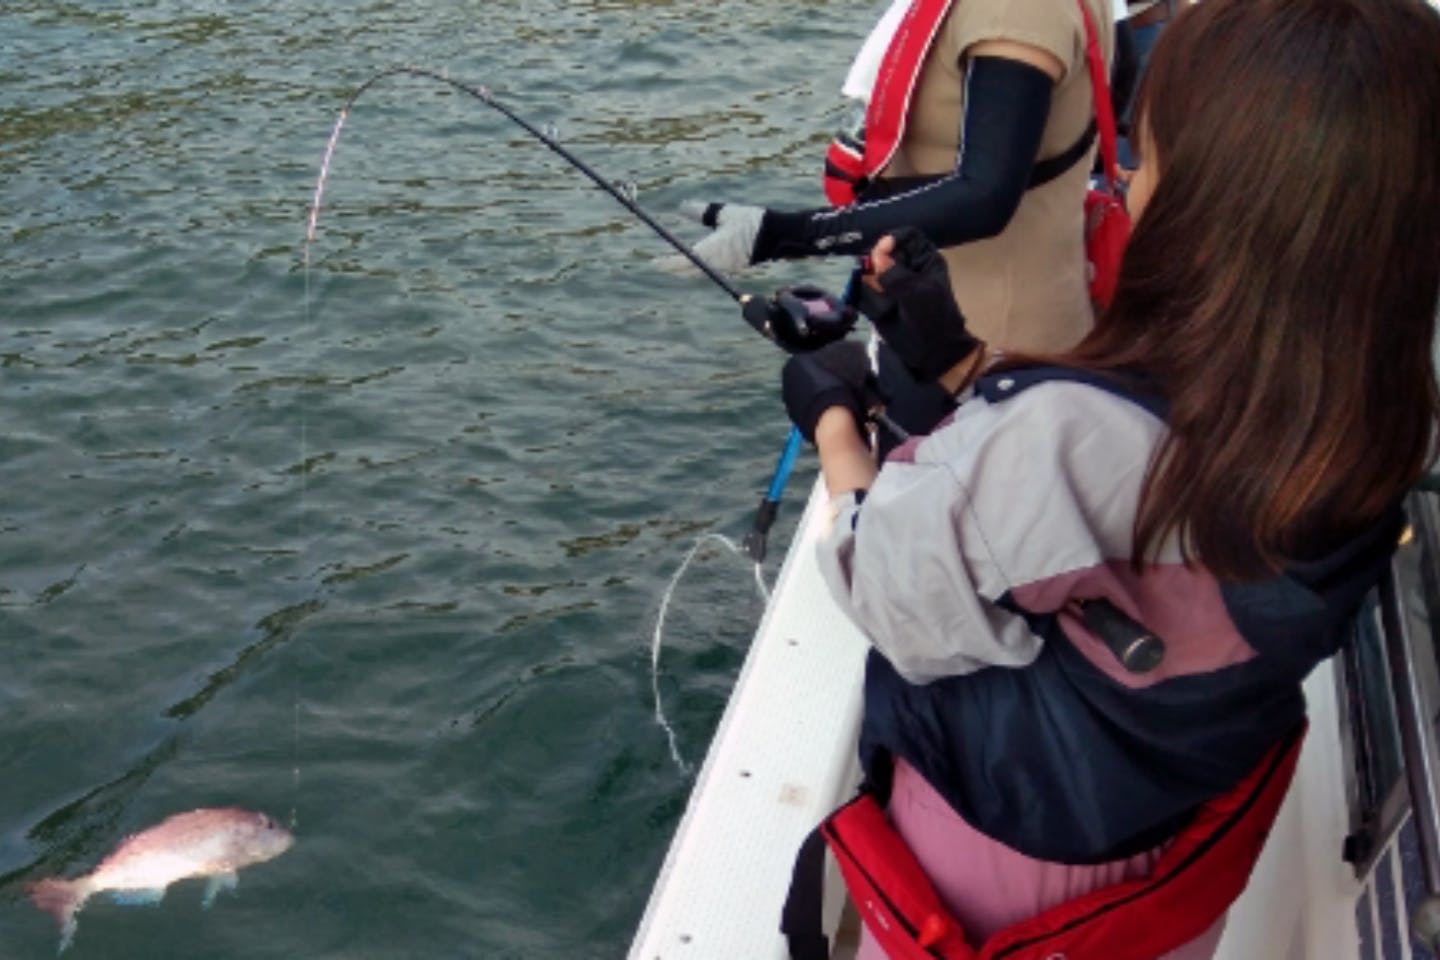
xmin=781 ymin=340 xmax=882 ymax=443
xmin=869 ymin=227 xmax=981 ymax=383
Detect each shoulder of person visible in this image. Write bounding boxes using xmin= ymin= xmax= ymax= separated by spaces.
xmin=948 ymin=0 xmax=1109 ymax=82
xmin=907 ymin=373 xmax=1163 ymax=479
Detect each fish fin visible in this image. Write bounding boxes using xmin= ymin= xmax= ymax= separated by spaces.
xmin=201 ymin=871 xmax=237 ymax=909
xmin=109 ymin=887 xmax=167 ymax=906
xmin=27 ymin=877 xmax=89 ymax=953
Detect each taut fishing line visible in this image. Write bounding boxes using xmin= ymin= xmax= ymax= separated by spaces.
xmin=303 ymin=65 xmax=792 ymax=775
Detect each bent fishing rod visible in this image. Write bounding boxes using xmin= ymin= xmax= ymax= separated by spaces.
xmin=312 ymin=65 xmax=902 ymax=560
xmin=318 ymin=65 xmax=747 ymax=300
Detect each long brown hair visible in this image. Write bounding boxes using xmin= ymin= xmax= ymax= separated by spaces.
xmin=1069 ymin=0 xmax=1440 ymax=580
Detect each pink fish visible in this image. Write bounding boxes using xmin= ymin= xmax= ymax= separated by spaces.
xmin=28 ymin=807 xmax=293 ymax=952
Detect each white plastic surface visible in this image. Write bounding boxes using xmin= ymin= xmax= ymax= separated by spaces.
xmin=628 ymin=479 xmax=869 ymax=960
xmin=1214 ymin=662 xmax=1364 ymax=960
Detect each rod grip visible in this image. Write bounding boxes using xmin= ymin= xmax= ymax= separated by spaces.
xmin=742 ymin=498 xmax=780 ymax=564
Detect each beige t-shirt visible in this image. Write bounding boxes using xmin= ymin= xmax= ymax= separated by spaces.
xmin=878 ymin=0 xmax=1115 ymax=354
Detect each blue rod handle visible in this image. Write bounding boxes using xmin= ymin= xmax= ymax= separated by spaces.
xmin=765 ymin=427 xmax=805 ymax=502
xmin=743 ymin=426 xmax=805 ymax=563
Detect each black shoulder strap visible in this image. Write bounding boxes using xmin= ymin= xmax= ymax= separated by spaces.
xmin=780 ymin=824 xmax=832 ymax=960
xmin=1028 ymin=121 xmax=1097 ymax=189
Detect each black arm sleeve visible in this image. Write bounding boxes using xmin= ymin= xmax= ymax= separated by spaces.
xmin=752 ymin=56 xmax=1054 ymax=262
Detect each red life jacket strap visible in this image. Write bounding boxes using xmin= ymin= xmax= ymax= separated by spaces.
xmin=1075 ymin=0 xmax=1130 ymax=308
xmin=861 ymin=0 xmax=955 ymax=191
xmin=1078 ymin=0 xmax=1121 ymax=190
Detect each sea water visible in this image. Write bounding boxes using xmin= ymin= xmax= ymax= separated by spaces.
xmin=0 ymin=2 xmax=862 ymax=955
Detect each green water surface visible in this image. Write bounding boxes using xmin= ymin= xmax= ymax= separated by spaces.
xmin=0 ymin=2 xmax=865 ymax=955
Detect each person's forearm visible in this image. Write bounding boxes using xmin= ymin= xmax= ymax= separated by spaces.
xmin=753 ymin=57 xmax=1054 ymax=261
xmin=814 ymin=408 xmax=877 ymax=498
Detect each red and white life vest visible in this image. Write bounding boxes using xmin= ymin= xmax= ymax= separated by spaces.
xmin=823 ymin=0 xmax=956 ymax=208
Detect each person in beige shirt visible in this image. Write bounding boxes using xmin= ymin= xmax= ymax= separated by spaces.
xmin=670 ymin=0 xmax=1115 ymax=435
xmin=881 ymin=0 xmax=1114 ymax=354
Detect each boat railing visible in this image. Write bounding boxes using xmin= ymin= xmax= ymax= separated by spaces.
xmin=1346 ymin=487 xmax=1440 ymax=951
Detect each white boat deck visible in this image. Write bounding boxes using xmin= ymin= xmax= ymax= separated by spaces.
xmin=629 ymin=480 xmax=867 ymax=959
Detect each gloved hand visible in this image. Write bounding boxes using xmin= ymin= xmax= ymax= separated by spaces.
xmin=866 ymin=227 xmax=981 ymax=383
xmin=781 ymin=340 xmax=882 ymax=443
xmin=656 ymin=201 xmax=769 ymax=275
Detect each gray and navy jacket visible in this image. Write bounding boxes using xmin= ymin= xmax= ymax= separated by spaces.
xmin=816 ymin=366 xmax=1402 ymax=864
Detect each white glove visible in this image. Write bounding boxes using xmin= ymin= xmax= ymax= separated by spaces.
xmin=655 ymin=201 xmax=767 ymax=275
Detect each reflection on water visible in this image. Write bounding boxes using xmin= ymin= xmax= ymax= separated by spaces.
xmin=165 ymin=598 xmax=326 ymax=720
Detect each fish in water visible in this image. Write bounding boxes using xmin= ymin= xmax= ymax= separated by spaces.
xmin=28 ymin=807 xmax=293 ymax=952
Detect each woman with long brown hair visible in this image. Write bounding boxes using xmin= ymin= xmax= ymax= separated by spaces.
xmin=774 ymin=0 xmax=1440 ymax=955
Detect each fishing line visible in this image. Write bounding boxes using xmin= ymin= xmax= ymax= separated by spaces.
xmin=649 ymin=534 xmax=770 ymax=773
xmin=287 ymin=103 xmax=346 ymax=830
xmin=289 ymin=697 xmax=301 ymax=830
xmin=289 ymin=258 xmax=313 ymax=835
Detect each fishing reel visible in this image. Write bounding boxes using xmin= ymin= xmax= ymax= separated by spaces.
xmin=742 ymin=285 xmax=859 ymax=353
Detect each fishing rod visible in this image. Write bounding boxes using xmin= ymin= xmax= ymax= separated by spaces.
xmin=315 ymin=66 xmax=871 ymax=350
xmin=312 ymin=65 xmax=883 ymax=561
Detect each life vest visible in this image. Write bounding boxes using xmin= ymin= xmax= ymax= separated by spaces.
xmin=824 ymin=0 xmax=955 ymax=208
xmin=782 ymin=724 xmax=1306 ymax=960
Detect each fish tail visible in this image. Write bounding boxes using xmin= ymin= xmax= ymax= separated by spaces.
xmin=27 ymin=877 xmax=88 ymax=952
